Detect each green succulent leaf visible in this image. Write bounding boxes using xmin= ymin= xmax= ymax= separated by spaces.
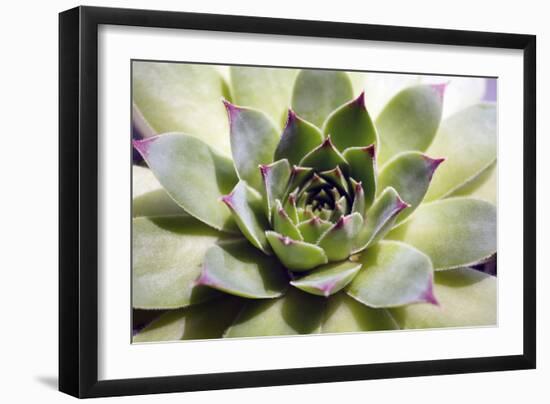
xmin=132 ymin=216 xmax=227 ymax=309
xmin=259 ymin=159 xmax=292 ymax=221
xmin=300 ymin=137 xmax=349 ymax=172
xmin=291 ymin=261 xmax=361 ymax=297
xmin=318 ymin=213 xmax=363 ymax=261
xmin=375 ymin=84 xmax=444 ymax=164
xmin=225 ymin=288 xmax=325 ymax=337
xmin=132 ymin=61 xmax=232 ymax=154
xmin=297 ymin=217 xmax=333 ymax=244
xmin=266 ymin=231 xmax=328 ymax=271
xmin=133 ymin=133 xmax=238 ymax=232
xmin=387 ymin=197 xmax=496 ymax=270
xmin=342 ymin=145 xmax=376 ymax=209
xmin=224 ymin=101 xmax=280 ymax=191
xmin=350 ymin=179 xmax=366 ymax=218
xmin=283 ymin=189 xmax=300 ymax=224
xmin=221 ymin=181 xmax=271 ymax=254
xmin=323 ymin=92 xmax=377 ymax=151
xmin=353 ymin=187 xmax=409 ymax=253
xmin=274 ymin=110 xmax=324 ymax=165
xmin=389 ymin=267 xmax=496 ymax=328
xmin=197 ymin=240 xmax=288 ymax=298
xmin=132 ymin=165 xmax=186 ymax=217
xmin=377 ymin=152 xmax=445 ymax=223
xmin=448 ymin=160 xmax=497 ymax=205
xmin=321 ymin=293 xmax=398 ymax=333
xmin=285 ymin=166 xmax=314 ymax=197
xmin=291 ymin=69 xmax=354 ymax=127
xmin=133 ymin=296 xmax=244 ymax=342
xmin=347 ymin=241 xmax=437 ymax=308
xmin=425 ymin=103 xmax=497 ymax=201
xmin=273 ymin=200 xmax=304 ymax=241
xmin=319 ymin=166 xmax=349 ymax=195
xmin=230 ymin=66 xmax=298 ymax=128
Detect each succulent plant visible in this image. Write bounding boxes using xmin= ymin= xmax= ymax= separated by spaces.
xmin=132 ymin=63 xmax=497 ymax=342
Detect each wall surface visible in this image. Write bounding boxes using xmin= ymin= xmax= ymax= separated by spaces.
xmin=0 ymin=0 xmax=546 ymax=402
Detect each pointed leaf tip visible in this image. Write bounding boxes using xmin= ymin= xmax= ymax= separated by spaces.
xmin=364 ymin=143 xmax=376 ymax=158
xmin=132 ymin=136 xmax=160 ymax=158
xmin=422 ymin=155 xmax=446 ymax=179
xmin=352 ymin=91 xmax=366 ymax=109
xmin=431 ymin=82 xmax=448 ymax=100
xmin=222 ymin=98 xmax=240 ymax=122
xmin=285 ymin=108 xmax=297 ymax=127
xmin=421 ymin=278 xmax=440 ymax=306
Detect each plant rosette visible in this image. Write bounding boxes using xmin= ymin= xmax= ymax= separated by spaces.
xmin=132 ymin=65 xmax=497 ymax=341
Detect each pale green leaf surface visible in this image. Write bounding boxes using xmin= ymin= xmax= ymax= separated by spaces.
xmin=260 ymin=159 xmax=291 ymax=220
xmin=266 ymin=231 xmax=328 ymax=271
xmin=300 ymin=137 xmax=349 ymax=173
xmin=298 ymin=217 xmax=333 ymax=244
xmin=225 ymin=103 xmax=280 ymax=191
xmin=375 ymin=84 xmax=444 ymax=165
xmin=275 ymin=111 xmax=323 ymax=166
xmin=292 ymin=70 xmax=354 ymax=127
xmin=387 ymin=198 xmax=497 ymax=270
xmin=343 ymin=145 xmax=376 ymax=208
xmin=448 ymin=160 xmax=497 ymax=205
xmin=134 ymin=133 xmax=238 ymax=232
xmin=347 ymin=241 xmax=436 ymax=308
xmin=322 ymin=93 xmax=377 ymax=151
xmin=291 ymin=261 xmax=361 ymax=297
xmin=353 ymin=187 xmax=408 ymax=253
xmin=225 ymin=288 xmax=325 ymax=337
xmin=199 ymin=240 xmax=288 ymax=298
xmin=390 ymin=267 xmax=496 ymax=329
xmin=321 ymin=293 xmax=398 ymax=333
xmin=377 ymin=152 xmax=444 ymax=223
xmin=132 ymin=61 xmax=232 ymax=154
xmin=230 ymin=66 xmax=298 ymax=128
xmin=132 ymin=166 xmax=185 ymax=217
xmin=425 ymin=103 xmax=497 ymax=201
xmin=132 ymin=216 xmax=227 ymax=309
xmin=133 ymin=297 xmax=244 ymax=342
xmin=318 ymin=213 xmax=363 ymax=261
xmin=222 ymin=181 xmax=271 ymax=254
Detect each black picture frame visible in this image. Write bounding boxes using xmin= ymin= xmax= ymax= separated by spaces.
xmin=59 ymin=5 xmax=536 ymax=398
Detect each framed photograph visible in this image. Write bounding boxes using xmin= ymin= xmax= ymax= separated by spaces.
xmin=59 ymin=6 xmax=536 ymax=398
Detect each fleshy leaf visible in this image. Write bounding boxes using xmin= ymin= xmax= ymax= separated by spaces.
xmin=387 ymin=197 xmax=496 ymax=270
xmin=342 ymin=145 xmax=376 ymax=209
xmin=291 ymin=69 xmax=354 ymax=128
xmin=291 ymin=261 xmax=361 ymax=297
xmin=132 ymin=216 xmax=226 ymax=309
xmin=321 ymin=293 xmax=398 ymax=333
xmin=389 ymin=267 xmax=496 ymax=328
xmin=298 ymin=217 xmax=333 ymax=244
xmin=323 ymin=92 xmax=377 ymax=151
xmin=133 ymin=134 xmax=238 ymax=232
xmin=259 ymin=159 xmax=291 ymax=221
xmin=221 ymin=181 xmax=271 ymax=254
xmin=319 ymin=166 xmax=349 ymax=195
xmin=133 ymin=297 xmax=244 ymax=342
xmin=425 ymin=103 xmax=496 ymax=201
xmin=283 ymin=189 xmax=300 ymax=224
xmin=375 ymin=84 xmax=444 ymax=164
xmin=266 ymin=231 xmax=328 ymax=271
xmin=299 ymin=137 xmax=349 ymax=172
xmin=350 ymin=180 xmax=366 ymax=218
xmin=230 ymin=66 xmax=298 ymax=128
xmin=377 ymin=152 xmax=445 ymax=223
xmin=285 ymin=166 xmax=314 ymax=197
xmin=132 ymin=61 xmax=232 ymax=154
xmin=224 ymin=101 xmax=280 ymax=191
xmin=132 ymin=165 xmax=186 ymax=217
xmin=273 ymin=200 xmax=304 ymax=241
xmin=197 ymin=240 xmax=288 ymax=298
xmin=274 ymin=110 xmax=324 ymax=165
xmin=318 ymin=213 xmax=363 ymax=261
xmin=353 ymin=187 xmax=409 ymax=253
xmin=225 ymin=288 xmax=325 ymax=337
xmin=449 ymin=160 xmax=497 ymax=204
xmin=347 ymin=241 xmax=436 ymax=308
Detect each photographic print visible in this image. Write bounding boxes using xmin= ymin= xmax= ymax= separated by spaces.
xmin=131 ymin=61 xmax=497 ymax=343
